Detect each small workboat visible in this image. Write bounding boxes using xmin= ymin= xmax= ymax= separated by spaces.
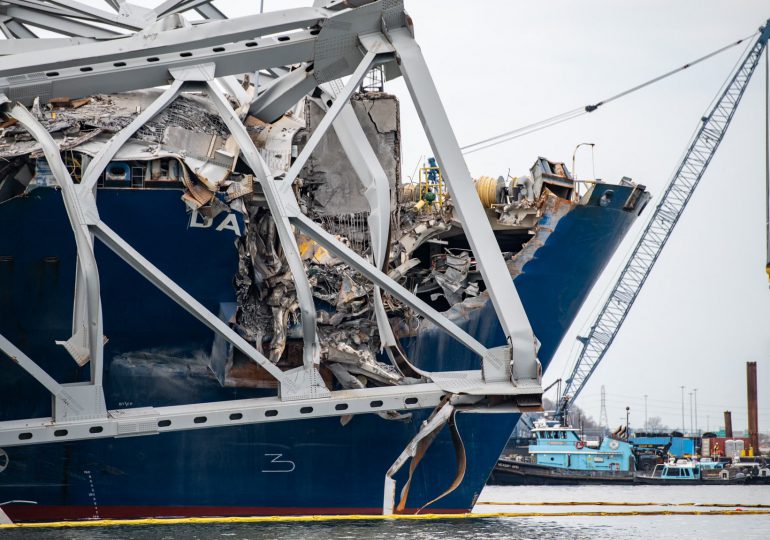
xmin=634 ymin=459 xmax=747 ymax=485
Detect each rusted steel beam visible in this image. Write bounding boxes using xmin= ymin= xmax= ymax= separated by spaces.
xmin=724 ymin=410 xmax=733 ymax=438
xmin=747 ymin=361 xmax=759 ymax=453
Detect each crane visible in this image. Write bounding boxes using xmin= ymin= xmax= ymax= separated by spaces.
xmin=555 ymin=20 xmax=770 ymax=422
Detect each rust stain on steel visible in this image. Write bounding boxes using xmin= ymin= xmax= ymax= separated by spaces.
xmin=747 ymin=361 xmax=759 ymax=453
xmin=724 ymin=410 xmax=733 ymax=438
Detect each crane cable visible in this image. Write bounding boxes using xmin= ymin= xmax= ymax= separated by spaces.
xmin=460 ymin=31 xmax=759 ymax=156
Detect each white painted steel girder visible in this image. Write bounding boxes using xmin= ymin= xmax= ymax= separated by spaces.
xmin=319 ymin=87 xmax=398 ymax=348
xmin=387 ymin=26 xmax=539 ymax=382
xmin=2 ymin=0 xmax=151 ymax=31
xmin=0 ymin=7 xmax=324 ymax=76
xmin=0 ymin=382 xmax=458 ymax=449
xmin=0 ymin=4 xmax=123 ymax=38
xmin=0 ymin=1 xmax=394 ymax=106
xmin=205 ymin=73 xmax=325 ymax=374
xmin=9 ymin=103 xmax=105 ymax=387
xmin=0 ymin=370 xmax=539 ymax=449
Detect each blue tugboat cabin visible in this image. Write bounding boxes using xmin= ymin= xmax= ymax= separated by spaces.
xmin=530 ymin=420 xmax=635 ymax=472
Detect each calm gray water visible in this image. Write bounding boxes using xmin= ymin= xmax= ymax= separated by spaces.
xmin=4 ymin=485 xmax=770 ymax=539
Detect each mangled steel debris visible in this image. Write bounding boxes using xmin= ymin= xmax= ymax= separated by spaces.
xmin=0 ymin=88 xmax=627 ymax=405
xmin=0 ymin=7 xmax=644 ymax=441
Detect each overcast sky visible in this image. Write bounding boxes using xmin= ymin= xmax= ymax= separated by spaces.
xmin=105 ymin=1 xmax=770 ymax=433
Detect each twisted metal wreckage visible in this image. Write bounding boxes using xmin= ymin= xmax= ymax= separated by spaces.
xmin=0 ymin=0 xmax=549 ymax=512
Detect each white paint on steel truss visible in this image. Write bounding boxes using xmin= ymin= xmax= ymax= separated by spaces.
xmin=0 ymin=0 xmax=542 ymax=451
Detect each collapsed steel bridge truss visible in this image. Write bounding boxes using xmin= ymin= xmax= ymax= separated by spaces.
xmin=0 ymin=1 xmax=542 ymax=510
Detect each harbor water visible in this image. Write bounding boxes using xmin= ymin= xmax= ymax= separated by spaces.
xmin=4 ymin=484 xmax=768 ymax=539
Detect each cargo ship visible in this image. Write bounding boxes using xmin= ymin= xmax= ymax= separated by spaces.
xmin=0 ymin=0 xmax=649 ymax=523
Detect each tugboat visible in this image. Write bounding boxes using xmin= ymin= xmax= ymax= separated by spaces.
xmin=489 ymin=419 xmax=636 ymax=485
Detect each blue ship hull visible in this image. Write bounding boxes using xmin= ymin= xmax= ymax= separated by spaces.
xmin=0 ymin=183 xmax=643 ymax=521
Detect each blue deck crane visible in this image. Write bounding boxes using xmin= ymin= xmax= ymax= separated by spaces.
xmin=555 ymin=19 xmax=770 ymax=422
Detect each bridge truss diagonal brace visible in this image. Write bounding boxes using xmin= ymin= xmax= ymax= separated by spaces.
xmin=206 ymin=50 xmax=378 ymax=371
xmin=0 ymin=103 xmax=106 ymax=422
xmin=3 ymin=71 xmax=329 ymax=404
xmin=289 ymin=212 xmax=490 ymax=363
xmin=283 ymin=50 xmax=378 ymax=187
xmin=89 ymin=220 xmax=299 ymax=391
xmin=201 ymin=72 xmax=323 ymax=376
xmin=0 ymin=3 xmax=124 ymax=39
xmin=9 ymin=0 xmax=149 ymax=31
xmin=70 ymin=78 xmax=188 ymax=374
xmin=0 ymin=333 xmax=105 ymax=422
xmin=387 ymin=27 xmax=539 ymax=383
xmin=9 ymin=102 xmax=105 ymax=387
xmin=321 ymin=89 xmax=397 ymax=348
xmin=166 ymin=62 xmax=334 ymax=399
xmin=0 ymin=334 xmax=64 ymax=400
xmin=81 ymin=78 xmax=187 ymax=192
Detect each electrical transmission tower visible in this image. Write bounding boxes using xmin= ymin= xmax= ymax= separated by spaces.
xmin=599 ymin=385 xmax=609 ymax=432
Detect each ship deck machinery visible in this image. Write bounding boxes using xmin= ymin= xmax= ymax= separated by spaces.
xmin=0 ymin=0 xmax=647 ymax=522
